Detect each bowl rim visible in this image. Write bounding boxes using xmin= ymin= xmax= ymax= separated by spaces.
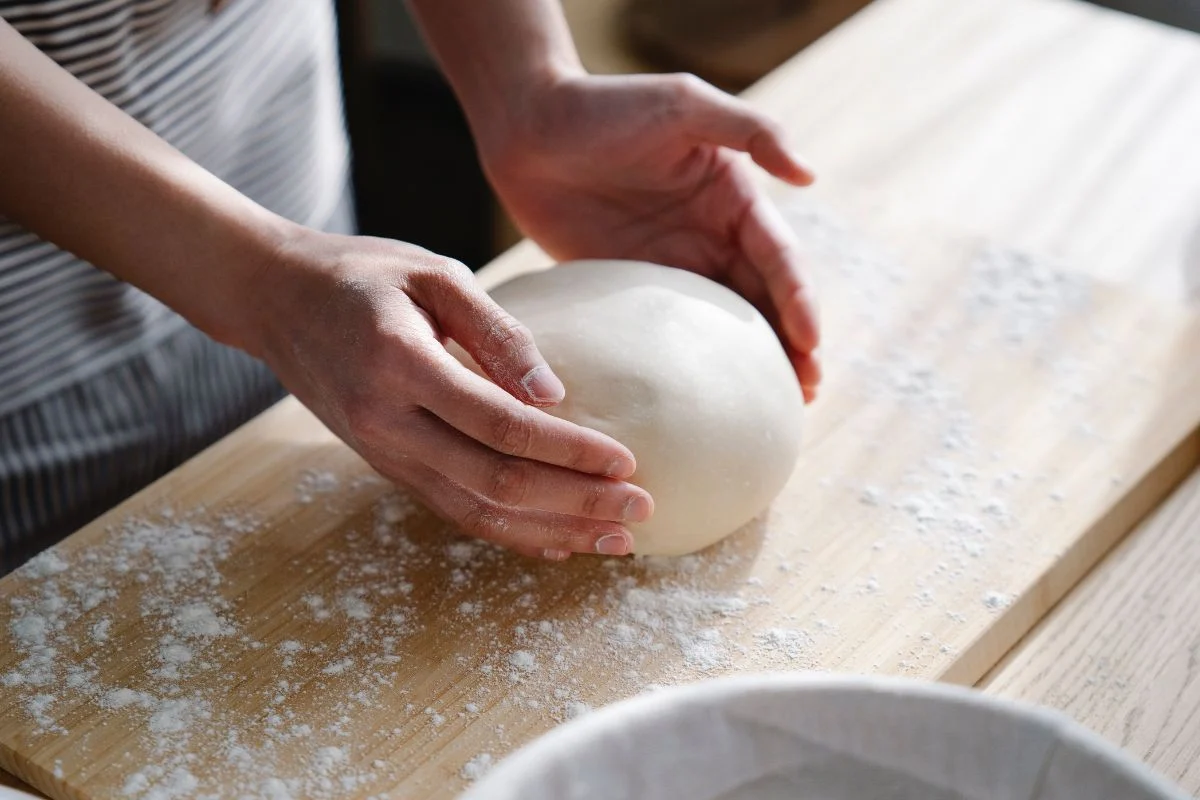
xmin=0 ymin=786 xmax=43 ymax=800
xmin=462 ymin=672 xmax=1188 ymax=800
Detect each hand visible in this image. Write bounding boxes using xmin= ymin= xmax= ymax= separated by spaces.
xmin=480 ymin=72 xmax=821 ymax=401
xmin=248 ymin=228 xmax=654 ymax=560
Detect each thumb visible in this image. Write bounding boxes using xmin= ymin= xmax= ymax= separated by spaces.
xmin=409 ymin=262 xmax=565 ymax=407
xmin=670 ymin=75 xmax=814 ymax=186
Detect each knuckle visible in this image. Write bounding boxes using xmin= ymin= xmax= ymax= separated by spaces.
xmin=487 ymin=458 xmax=531 ymax=506
xmin=560 ymin=436 xmax=593 ymax=473
xmin=660 ymin=73 xmax=700 ymax=118
xmin=482 ymin=313 xmax=535 ymax=360
xmin=458 ymin=500 xmax=503 ymax=541
xmin=753 ymin=116 xmax=784 ymax=143
xmin=434 ymin=258 xmax=474 ymax=288
xmin=408 ymin=255 xmax=472 ymax=296
xmin=578 ymin=482 xmax=605 ymax=518
xmin=342 ymin=395 xmax=382 ymax=443
xmin=751 ymin=125 xmax=790 ymax=158
xmin=671 ymin=72 xmax=703 ymax=96
xmin=415 ymin=250 xmax=466 ymax=279
xmin=491 ymin=409 xmax=534 ymax=457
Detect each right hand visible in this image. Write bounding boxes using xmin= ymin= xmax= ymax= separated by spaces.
xmin=245 ymin=227 xmax=653 ymax=560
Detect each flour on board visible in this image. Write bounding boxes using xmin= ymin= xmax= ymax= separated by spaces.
xmin=0 ymin=197 xmax=1123 ymax=798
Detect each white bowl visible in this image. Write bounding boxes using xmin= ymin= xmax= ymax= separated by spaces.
xmin=462 ymin=674 xmax=1188 ymax=800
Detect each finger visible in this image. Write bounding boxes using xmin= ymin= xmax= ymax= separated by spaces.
xmin=672 ymin=75 xmax=814 ymax=186
xmin=512 ymin=545 xmax=573 ymax=562
xmin=399 ymin=410 xmax=654 ymax=522
xmin=402 ymin=465 xmax=636 ymax=556
xmin=725 ymin=263 xmax=822 ymax=400
xmin=408 ymin=260 xmax=566 ymax=407
xmin=723 ymin=259 xmax=774 ymax=321
xmin=418 ymin=348 xmax=638 ymax=479
xmin=788 ymin=347 xmax=822 ymax=404
xmin=738 ymin=194 xmax=821 ymax=355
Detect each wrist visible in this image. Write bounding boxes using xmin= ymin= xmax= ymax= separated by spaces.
xmin=472 ymin=64 xmax=586 ymax=185
xmin=468 ymin=58 xmax=585 ymax=160
xmin=188 ymin=206 xmax=307 ymax=360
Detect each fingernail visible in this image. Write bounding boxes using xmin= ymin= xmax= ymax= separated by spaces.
xmin=622 ymin=494 xmax=652 ymax=522
xmin=521 ymin=365 xmax=565 ymax=404
xmin=791 ymin=150 xmax=815 ymax=176
xmin=542 ymin=548 xmax=571 ymax=561
xmin=595 ymin=533 xmax=632 ymax=556
xmin=605 ymin=456 xmax=636 ymax=479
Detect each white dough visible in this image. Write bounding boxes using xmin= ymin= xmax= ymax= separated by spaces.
xmin=474 ymin=260 xmax=803 ymax=556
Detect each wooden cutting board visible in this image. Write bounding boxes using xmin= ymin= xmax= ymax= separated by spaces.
xmin=1 ymin=197 xmax=1197 ymax=799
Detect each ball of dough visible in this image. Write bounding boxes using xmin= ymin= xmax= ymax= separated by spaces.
xmin=480 ymin=260 xmax=803 ymax=556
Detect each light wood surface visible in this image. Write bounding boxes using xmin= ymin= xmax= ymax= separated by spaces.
xmin=4 ymin=0 xmax=1200 ymax=797
xmin=746 ymin=0 xmax=1200 ymax=303
xmin=2 ymin=216 xmax=1198 ymax=798
xmin=564 ymin=0 xmax=1200 ymax=302
xmin=984 ymin=468 xmax=1200 ymax=796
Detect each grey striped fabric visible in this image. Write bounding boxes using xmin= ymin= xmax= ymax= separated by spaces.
xmin=0 ymin=0 xmax=352 ymax=570
xmin=0 ymin=325 xmax=287 ymax=572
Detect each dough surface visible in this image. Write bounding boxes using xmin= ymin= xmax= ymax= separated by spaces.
xmin=482 ymin=260 xmax=803 ymax=556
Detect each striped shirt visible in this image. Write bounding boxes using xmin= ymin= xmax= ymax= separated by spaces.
xmin=0 ymin=0 xmax=350 ymax=418
xmin=0 ymin=0 xmax=352 ymax=567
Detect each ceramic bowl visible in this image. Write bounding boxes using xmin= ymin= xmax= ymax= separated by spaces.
xmin=461 ymin=673 xmax=1188 ymax=800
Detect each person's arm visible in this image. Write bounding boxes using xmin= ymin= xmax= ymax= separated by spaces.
xmin=406 ymin=0 xmax=823 ymax=401
xmin=0 ymin=20 xmax=285 ymax=351
xmin=0 ymin=19 xmax=647 ymax=559
xmin=405 ymin=0 xmax=582 ymax=152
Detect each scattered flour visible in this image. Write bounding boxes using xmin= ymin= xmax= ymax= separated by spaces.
xmin=508 ymin=650 xmax=537 ymax=672
xmin=460 ymin=752 xmax=493 ymax=781
xmin=754 ymin=628 xmax=812 ymax=662
xmin=321 ymin=658 xmax=354 ymax=676
xmin=21 ymin=551 xmax=69 ymax=579
xmin=296 ymin=470 xmax=340 ymax=505
xmin=0 ymin=200 xmax=1108 ymax=798
xmin=966 ymin=244 xmax=1090 ymax=345
xmin=91 ymin=617 xmax=111 ymax=644
xmin=563 ymin=701 xmax=592 ymax=719
xmin=0 ymin=507 xmax=398 ymax=798
xmin=983 ymin=591 xmax=1014 ymax=610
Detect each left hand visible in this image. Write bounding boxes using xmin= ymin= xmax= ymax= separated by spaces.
xmin=479 ymin=72 xmax=821 ymax=401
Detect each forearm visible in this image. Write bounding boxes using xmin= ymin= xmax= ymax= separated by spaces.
xmin=0 ymin=20 xmax=293 ymax=351
xmin=405 ymin=0 xmax=584 ymax=150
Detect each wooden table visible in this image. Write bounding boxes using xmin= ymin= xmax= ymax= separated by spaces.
xmin=984 ymin=466 xmax=1200 ymax=792
xmin=758 ymin=0 xmax=1200 ymax=789
xmin=3 ymin=0 xmax=1200 ymax=797
xmin=567 ymin=9 xmax=1200 ymax=793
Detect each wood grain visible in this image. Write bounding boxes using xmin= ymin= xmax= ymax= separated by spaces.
xmin=983 ymin=468 xmax=1200 ymax=796
xmin=745 ymin=0 xmax=1200 ymax=303
xmin=1 ymin=211 xmax=1198 ymax=798
xmin=4 ymin=0 xmax=1200 ymax=797
xmin=567 ymin=0 xmax=1200 ymax=301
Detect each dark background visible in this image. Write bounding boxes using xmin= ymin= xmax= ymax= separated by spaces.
xmin=334 ymin=1 xmax=497 ymax=269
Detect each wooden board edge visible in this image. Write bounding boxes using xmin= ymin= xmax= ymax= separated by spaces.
xmin=0 ymin=747 xmax=57 ymax=800
xmin=942 ymin=424 xmax=1200 ymax=688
